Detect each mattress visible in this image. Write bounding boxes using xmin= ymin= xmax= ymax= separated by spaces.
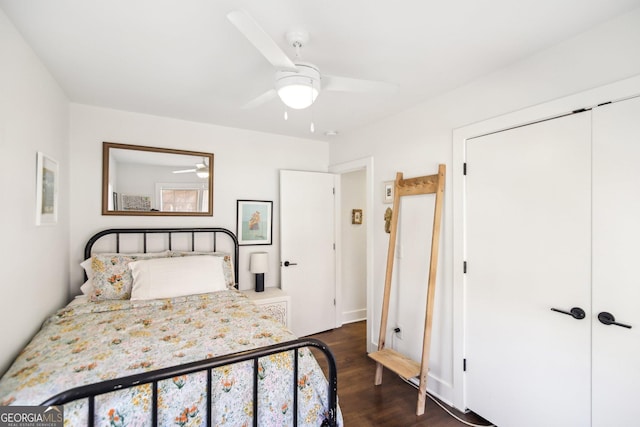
xmin=0 ymin=289 xmax=341 ymax=426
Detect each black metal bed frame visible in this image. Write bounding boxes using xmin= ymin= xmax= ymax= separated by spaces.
xmin=42 ymin=338 xmax=338 ymax=426
xmin=83 ymin=228 xmax=239 ymax=287
xmin=55 ymin=227 xmax=340 ymax=426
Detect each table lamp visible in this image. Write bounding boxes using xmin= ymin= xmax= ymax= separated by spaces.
xmin=250 ymin=252 xmax=269 ymax=292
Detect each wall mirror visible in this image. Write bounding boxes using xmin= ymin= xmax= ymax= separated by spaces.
xmin=102 ymin=142 xmax=214 ymax=216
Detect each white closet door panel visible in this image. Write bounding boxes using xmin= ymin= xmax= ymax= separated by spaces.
xmin=465 ymin=113 xmax=591 ymax=427
xmin=592 ymin=96 xmax=640 ymax=427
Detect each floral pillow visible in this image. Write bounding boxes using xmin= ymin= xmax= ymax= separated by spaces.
xmin=90 ymin=252 xmax=169 ymax=301
xmin=169 ymin=251 xmax=236 ymax=288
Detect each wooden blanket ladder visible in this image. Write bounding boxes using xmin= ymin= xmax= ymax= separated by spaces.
xmin=369 ymin=164 xmax=446 ymax=416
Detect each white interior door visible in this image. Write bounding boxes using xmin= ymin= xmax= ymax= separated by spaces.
xmin=280 ymin=170 xmax=337 ymax=337
xmin=465 ymin=112 xmax=592 ymax=427
xmin=592 ymin=96 xmax=640 ymax=426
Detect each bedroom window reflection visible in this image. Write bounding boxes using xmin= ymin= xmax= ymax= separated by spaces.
xmin=157 ymin=184 xmax=208 ymax=212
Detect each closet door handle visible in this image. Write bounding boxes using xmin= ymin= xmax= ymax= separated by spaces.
xmin=597 ymin=312 xmax=632 ymax=329
xmin=283 ymin=261 xmax=298 ymax=267
xmin=550 ymin=307 xmax=586 ymax=320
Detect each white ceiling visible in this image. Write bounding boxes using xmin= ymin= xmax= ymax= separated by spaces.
xmin=2 ymin=0 xmax=639 ymax=140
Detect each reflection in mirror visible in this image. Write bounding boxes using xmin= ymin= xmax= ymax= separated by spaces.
xmin=102 ymin=142 xmax=214 ymax=216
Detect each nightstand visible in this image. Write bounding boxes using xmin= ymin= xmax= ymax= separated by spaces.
xmin=242 ymin=288 xmax=291 ymax=328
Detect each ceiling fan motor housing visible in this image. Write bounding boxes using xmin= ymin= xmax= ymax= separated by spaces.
xmin=275 ymin=63 xmax=321 ymax=109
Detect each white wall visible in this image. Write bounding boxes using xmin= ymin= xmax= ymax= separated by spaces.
xmin=69 ymin=104 xmax=328 ymax=295
xmin=340 ymin=169 xmax=366 ymax=323
xmin=329 ymin=8 xmax=640 ymax=405
xmin=0 ymin=9 xmax=69 ymax=374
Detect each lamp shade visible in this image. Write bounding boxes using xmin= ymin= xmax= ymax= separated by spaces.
xmin=275 ymin=64 xmax=321 ymax=110
xmin=195 ymin=166 xmax=209 ymax=178
xmin=250 ymin=252 xmax=269 ymax=274
xmin=277 ymin=83 xmax=319 ymax=110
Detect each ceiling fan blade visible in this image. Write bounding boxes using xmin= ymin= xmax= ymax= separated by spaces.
xmin=323 ymin=74 xmax=398 ymax=94
xmin=227 ymin=10 xmax=298 ymax=72
xmin=172 ymin=169 xmax=196 ymax=174
xmin=241 ymin=89 xmax=277 ymax=109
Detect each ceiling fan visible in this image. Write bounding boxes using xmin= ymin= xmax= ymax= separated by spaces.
xmin=227 ymin=10 xmax=397 ymax=111
xmin=172 ymin=159 xmax=209 ymax=178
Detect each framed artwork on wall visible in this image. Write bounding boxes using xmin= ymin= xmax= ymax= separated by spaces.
xmin=35 ymin=152 xmax=59 ymax=226
xmin=236 ymin=200 xmax=273 ymax=245
xmin=383 ymin=181 xmax=394 ymax=204
xmin=352 ymin=209 xmax=363 ymax=224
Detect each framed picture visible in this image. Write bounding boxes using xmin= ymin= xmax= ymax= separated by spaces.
xmin=35 ymin=152 xmax=59 ymax=225
xmin=352 ymin=209 xmax=363 ymax=224
xmin=121 ymin=194 xmax=152 ymax=211
xmin=237 ymin=200 xmax=273 ymax=245
xmin=383 ymin=181 xmax=394 ymax=204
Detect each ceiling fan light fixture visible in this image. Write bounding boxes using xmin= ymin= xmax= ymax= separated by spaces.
xmin=195 ymin=167 xmax=209 ymax=179
xmin=277 ymin=83 xmax=318 ymax=109
xmin=276 ymin=64 xmax=320 ymax=110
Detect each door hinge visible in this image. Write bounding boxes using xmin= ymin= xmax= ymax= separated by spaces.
xmin=463 ymin=359 xmax=467 ymax=372
xmin=333 ymin=243 xmax=336 ymax=250
xmin=332 ymin=187 xmax=335 ymax=195
xmin=463 ymin=163 xmax=467 ymax=175
xmin=333 ymin=298 xmax=336 ymax=306
xmin=463 ymin=261 xmax=467 ymax=274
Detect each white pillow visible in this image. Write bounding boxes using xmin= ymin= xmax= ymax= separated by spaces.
xmin=129 ymin=255 xmax=227 ymax=300
xmin=80 ymin=258 xmax=94 ymax=280
xmin=80 ymin=279 xmax=94 ymax=296
xmin=79 ymin=259 xmax=95 ymax=296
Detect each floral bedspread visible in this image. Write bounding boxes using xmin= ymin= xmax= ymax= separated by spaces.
xmin=0 ymin=290 xmax=341 ymax=426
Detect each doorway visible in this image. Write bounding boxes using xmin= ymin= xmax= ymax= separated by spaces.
xmin=340 ymin=169 xmax=366 ymax=324
xmin=329 ymin=157 xmax=375 ymax=352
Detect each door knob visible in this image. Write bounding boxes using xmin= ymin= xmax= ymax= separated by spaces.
xmin=597 ymin=312 xmax=632 ymax=329
xmin=550 ymin=307 xmax=586 ymax=320
xmin=283 ymin=261 xmax=298 ymax=267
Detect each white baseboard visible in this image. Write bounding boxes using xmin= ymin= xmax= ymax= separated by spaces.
xmin=407 ymin=374 xmax=454 ymax=407
xmin=341 ymin=308 xmax=366 ymax=325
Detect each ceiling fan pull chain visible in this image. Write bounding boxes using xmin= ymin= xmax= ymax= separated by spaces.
xmin=310 ymin=90 xmax=315 ymax=133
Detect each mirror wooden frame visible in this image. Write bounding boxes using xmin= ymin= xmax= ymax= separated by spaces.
xmin=102 ymin=142 xmax=214 ymax=216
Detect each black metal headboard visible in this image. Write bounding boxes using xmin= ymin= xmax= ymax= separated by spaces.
xmin=84 ymin=228 xmax=239 ymax=288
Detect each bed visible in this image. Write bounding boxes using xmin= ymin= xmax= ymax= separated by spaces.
xmin=0 ymin=228 xmax=340 ymax=426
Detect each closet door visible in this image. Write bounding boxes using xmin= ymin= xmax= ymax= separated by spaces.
xmin=592 ymin=96 xmax=640 ymax=426
xmin=465 ymin=112 xmax=592 ymax=427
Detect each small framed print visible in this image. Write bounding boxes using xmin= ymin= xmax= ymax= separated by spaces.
xmin=383 ymin=181 xmax=394 ymax=204
xmin=237 ymin=200 xmax=273 ymax=245
xmin=35 ymin=152 xmax=59 ymax=226
xmin=121 ymin=194 xmax=152 ymax=211
xmin=352 ymin=209 xmax=363 ymax=225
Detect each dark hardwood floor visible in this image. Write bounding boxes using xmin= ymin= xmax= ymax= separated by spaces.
xmin=308 ymin=321 xmax=492 ymax=427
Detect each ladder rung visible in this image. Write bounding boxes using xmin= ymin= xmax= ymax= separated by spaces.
xmin=369 ymin=348 xmax=420 ymax=379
